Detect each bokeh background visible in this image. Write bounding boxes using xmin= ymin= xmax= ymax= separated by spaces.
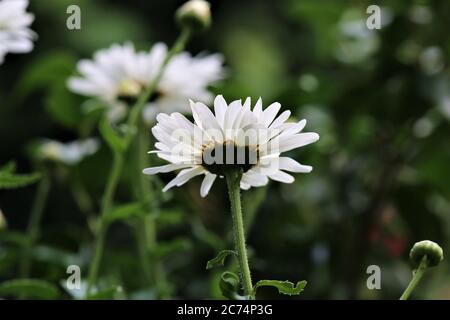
xmin=1 ymin=0 xmax=450 ymax=299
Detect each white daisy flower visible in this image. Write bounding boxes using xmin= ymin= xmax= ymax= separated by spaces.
xmin=38 ymin=138 xmax=100 ymax=165
xmin=143 ymin=95 xmax=320 ymax=197
xmin=0 ymin=0 xmax=36 ymax=64
xmin=67 ymin=42 xmax=223 ymax=122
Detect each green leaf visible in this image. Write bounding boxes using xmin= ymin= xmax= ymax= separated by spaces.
xmin=155 ymin=209 xmax=186 ymax=228
xmin=0 ymin=279 xmax=60 ymax=299
xmin=0 ymin=161 xmax=17 ymax=174
xmin=105 ymin=202 xmax=144 ymax=224
xmin=219 ymin=271 xmax=244 ymax=300
xmin=206 ymin=250 xmax=237 ymax=270
xmin=254 ymin=280 xmax=307 ymax=296
xmin=45 ymin=83 xmax=84 ymax=129
xmin=87 ymin=286 xmax=124 ymax=300
xmin=152 ymin=238 xmax=192 ymax=258
xmin=0 ymin=172 xmax=41 ymax=189
xmin=12 ymin=51 xmax=77 ymax=102
xmin=99 ymin=117 xmax=126 ymax=153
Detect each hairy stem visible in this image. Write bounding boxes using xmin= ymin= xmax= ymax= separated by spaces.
xmin=399 ymin=256 xmax=428 ymax=300
xmin=225 ymin=170 xmax=254 ymax=299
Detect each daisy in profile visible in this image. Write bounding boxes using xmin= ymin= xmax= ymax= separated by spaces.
xmin=68 ymin=42 xmax=223 ymax=122
xmin=0 ymin=0 xmax=36 ymax=64
xmin=144 ymin=95 xmax=319 ymax=197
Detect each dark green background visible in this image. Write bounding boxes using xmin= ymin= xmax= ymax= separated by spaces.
xmin=0 ymin=0 xmax=449 ymax=299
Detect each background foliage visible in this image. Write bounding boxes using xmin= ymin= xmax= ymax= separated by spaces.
xmin=1 ymin=0 xmax=449 ymax=299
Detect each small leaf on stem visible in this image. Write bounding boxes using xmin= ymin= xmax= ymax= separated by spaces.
xmin=254 ymin=279 xmax=307 ymax=296
xmin=99 ymin=117 xmax=126 ymax=153
xmin=219 ymin=271 xmax=244 ymax=300
xmin=206 ymin=249 xmax=237 ymax=270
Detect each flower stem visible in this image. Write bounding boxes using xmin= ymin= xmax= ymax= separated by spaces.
xmin=135 ymin=121 xmax=171 ymax=297
xmin=225 ymin=170 xmax=254 ymax=299
xmin=86 ymin=152 xmax=123 ymax=296
xmin=399 ymin=256 xmax=428 ymax=300
xmin=85 ymin=29 xmax=192 ymax=298
xmin=20 ymin=173 xmax=50 ymax=278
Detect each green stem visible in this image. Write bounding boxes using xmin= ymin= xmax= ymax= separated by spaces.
xmin=134 ymin=218 xmax=154 ymax=285
xmin=135 ymin=122 xmax=170 ymax=297
xmin=399 ymin=256 xmax=428 ymax=300
xmin=225 ymin=170 xmax=254 ymax=299
xmin=20 ymin=173 xmax=51 ymax=278
xmin=86 ymin=152 xmax=123 ymax=296
xmin=85 ymin=28 xmax=192 ymax=298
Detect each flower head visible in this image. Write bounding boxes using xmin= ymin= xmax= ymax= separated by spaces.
xmin=68 ymin=43 xmax=223 ymax=122
xmin=0 ymin=0 xmax=36 ymax=64
xmin=144 ymin=95 xmax=319 ymax=197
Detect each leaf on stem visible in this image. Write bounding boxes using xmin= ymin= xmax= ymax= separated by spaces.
xmin=105 ymin=202 xmax=144 ymax=224
xmin=219 ymin=271 xmax=245 ymax=300
xmin=152 ymin=238 xmax=192 ymax=258
xmin=0 ymin=161 xmax=17 ymax=173
xmin=99 ymin=117 xmax=126 ymax=153
xmin=206 ymin=249 xmax=237 ymax=270
xmin=0 ymin=279 xmax=60 ymax=299
xmin=253 ymin=280 xmax=307 ymax=296
xmin=0 ymin=171 xmax=41 ymax=189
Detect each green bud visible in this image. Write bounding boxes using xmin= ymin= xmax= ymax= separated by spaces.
xmin=176 ymin=0 xmax=211 ymax=32
xmin=410 ymin=240 xmax=443 ymax=268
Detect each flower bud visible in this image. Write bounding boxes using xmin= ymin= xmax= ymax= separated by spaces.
xmin=410 ymin=240 xmax=443 ymax=268
xmin=0 ymin=209 xmax=7 ymax=230
xmin=176 ymin=0 xmax=211 ymax=32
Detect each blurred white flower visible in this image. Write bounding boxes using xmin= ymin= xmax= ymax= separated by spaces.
xmin=0 ymin=0 xmax=36 ymax=64
xmin=38 ymin=138 xmax=100 ymax=165
xmin=68 ymin=42 xmax=224 ymax=123
xmin=334 ymin=7 xmax=393 ymax=64
xmin=409 ymin=5 xmax=433 ymax=25
xmin=143 ymin=95 xmax=319 ymax=197
xmin=419 ymin=46 xmax=444 ymax=75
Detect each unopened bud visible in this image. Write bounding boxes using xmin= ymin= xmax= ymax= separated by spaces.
xmin=176 ymin=0 xmax=211 ymax=32
xmin=410 ymin=240 xmax=443 ymax=268
xmin=0 ymin=209 xmax=7 ymax=230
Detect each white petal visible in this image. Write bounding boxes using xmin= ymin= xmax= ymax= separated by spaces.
xmin=262 ymin=102 xmax=281 ymax=127
xmin=214 ymin=95 xmax=227 ymax=129
xmin=223 ymin=99 xmax=242 ymax=133
xmin=162 ymin=166 xmax=204 ymax=192
xmin=253 ymin=97 xmax=263 ymax=120
xmin=241 ymin=171 xmax=269 ymax=187
xmin=269 ymin=171 xmax=295 ymax=183
xmin=278 ymin=157 xmax=312 ymax=173
xmin=143 ymin=163 xmax=192 ymax=175
xmin=240 ymin=182 xmax=251 ymax=190
xmin=278 ymin=132 xmax=320 ymax=153
xmin=279 ymin=119 xmax=307 ymax=136
xmin=200 ymin=173 xmax=217 ymax=197
xmin=190 ymin=100 xmax=223 ymax=136
xmin=269 ymin=110 xmax=291 ymax=129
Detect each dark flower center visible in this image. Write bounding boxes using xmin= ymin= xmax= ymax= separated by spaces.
xmin=201 ymin=141 xmax=259 ymax=175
